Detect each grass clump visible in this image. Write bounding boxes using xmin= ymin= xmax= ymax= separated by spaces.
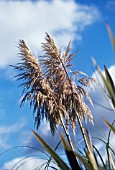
xmin=9 ymin=23 xmax=115 ymax=169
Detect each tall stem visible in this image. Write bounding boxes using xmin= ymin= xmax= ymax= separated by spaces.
xmin=59 ymin=112 xmax=74 ymax=151
xmin=59 ymin=113 xmax=82 ymax=169
xmin=75 ymin=110 xmax=89 ymax=152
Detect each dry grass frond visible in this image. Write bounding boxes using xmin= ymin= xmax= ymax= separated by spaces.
xmin=13 ymin=33 xmax=95 ymax=136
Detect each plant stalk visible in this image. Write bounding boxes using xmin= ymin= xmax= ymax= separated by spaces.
xmin=59 ymin=113 xmax=82 ymax=169
xmin=75 ymin=111 xmax=90 ymax=152
xmin=59 ymin=112 xmax=74 ymax=151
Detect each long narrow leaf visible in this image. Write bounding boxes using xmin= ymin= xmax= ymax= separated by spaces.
xmin=32 ymin=130 xmax=70 ymax=170
xmin=86 ymin=130 xmax=93 ymax=153
xmin=104 ymin=65 xmax=115 ymax=108
xmin=60 ymin=134 xmax=93 ymax=170
xmin=107 ymin=148 xmax=115 ymax=170
xmin=86 ymin=151 xmax=99 ymax=170
xmin=85 ymin=130 xmax=99 ymax=170
xmin=60 ymin=133 xmax=81 ymax=170
xmin=93 ymin=145 xmax=106 ymax=170
xmin=106 ymin=21 xmax=115 ymax=55
xmin=93 ymin=137 xmax=115 ymax=155
xmin=102 ymin=118 xmax=115 ymax=134
xmin=92 ymin=58 xmax=115 ymax=109
xmin=104 ymin=66 xmax=115 ymax=92
xmin=74 ymin=152 xmax=92 ymax=170
xmin=92 ymin=58 xmax=107 ymax=87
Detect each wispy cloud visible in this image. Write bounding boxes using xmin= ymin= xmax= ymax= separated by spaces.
xmin=106 ymin=0 xmax=115 ymax=10
xmin=21 ymin=122 xmax=62 ymax=152
xmin=0 ymin=119 xmax=26 ymax=149
xmin=0 ymin=0 xmax=100 ymax=68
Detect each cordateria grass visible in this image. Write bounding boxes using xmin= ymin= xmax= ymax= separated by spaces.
xmin=12 ymin=33 xmax=95 ymax=152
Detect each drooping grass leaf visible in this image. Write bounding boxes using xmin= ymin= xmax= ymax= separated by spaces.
xmin=93 ymin=137 xmax=115 ymax=155
xmin=102 ymin=118 xmax=115 ymax=134
xmin=93 ymin=145 xmax=106 ymax=169
xmin=44 ymin=139 xmax=62 ymax=170
xmin=0 ymin=145 xmax=49 ymax=158
xmin=32 ymin=130 xmax=70 ymax=170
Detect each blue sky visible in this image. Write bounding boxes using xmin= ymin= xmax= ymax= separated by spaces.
xmin=0 ymin=0 xmax=115 ymax=169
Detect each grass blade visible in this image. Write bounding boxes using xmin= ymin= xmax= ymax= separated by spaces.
xmin=108 ymin=148 xmax=115 ymax=170
xmin=92 ymin=58 xmax=115 ymax=109
xmin=85 ymin=130 xmax=99 ymax=170
xmin=104 ymin=65 xmax=115 ymax=108
xmin=93 ymin=145 xmax=106 ymax=170
xmin=32 ymin=130 xmax=70 ymax=170
xmin=102 ymin=118 xmax=115 ymax=134
xmin=106 ymin=21 xmax=115 ymax=55
xmin=60 ymin=133 xmax=81 ymax=170
xmin=74 ymin=152 xmax=92 ymax=170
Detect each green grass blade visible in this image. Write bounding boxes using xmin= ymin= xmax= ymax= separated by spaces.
xmin=93 ymin=145 xmax=106 ymax=170
xmin=108 ymin=148 xmax=115 ymax=170
xmin=74 ymin=152 xmax=93 ymax=170
xmin=44 ymin=138 xmax=62 ymax=170
xmin=32 ymin=130 xmax=70 ymax=170
xmin=102 ymin=118 xmax=115 ymax=134
xmin=60 ymin=134 xmax=94 ymax=170
xmin=104 ymin=66 xmax=115 ymax=91
xmin=106 ymin=21 xmax=115 ymax=55
xmin=92 ymin=58 xmax=107 ymax=87
xmin=92 ymin=58 xmax=115 ymax=108
xmin=104 ymin=65 xmax=115 ymax=108
xmin=86 ymin=130 xmax=93 ymax=153
xmin=48 ymin=166 xmax=59 ymax=170
xmin=86 ymin=151 xmax=99 ymax=170
xmin=93 ymin=137 xmax=115 ymax=155
xmin=60 ymin=133 xmax=81 ymax=170
xmin=85 ymin=130 xmax=99 ymax=170
xmin=106 ymin=144 xmax=115 ymax=170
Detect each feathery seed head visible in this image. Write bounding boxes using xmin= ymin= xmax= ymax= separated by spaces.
xmin=13 ymin=33 xmax=95 ymax=136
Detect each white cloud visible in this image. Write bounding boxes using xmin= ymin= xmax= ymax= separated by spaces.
xmin=0 ymin=0 xmax=100 ymax=68
xmin=0 ymin=119 xmax=26 ymax=149
xmin=0 ymin=119 xmax=26 ymax=134
xmin=21 ymin=121 xmax=61 ymax=150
